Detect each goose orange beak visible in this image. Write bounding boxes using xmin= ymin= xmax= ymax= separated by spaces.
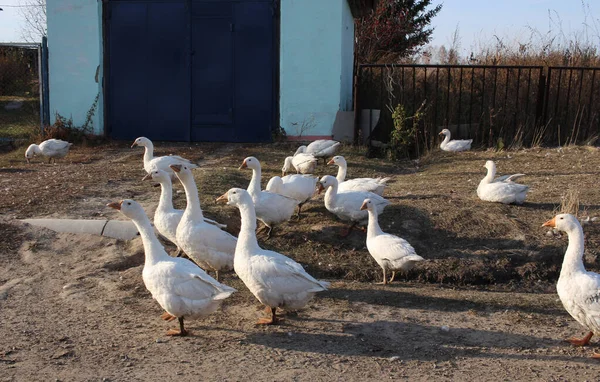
xmin=131 ymin=142 xmax=138 ymax=148
xmin=107 ymin=201 xmax=122 ymax=210
xmin=239 ymin=160 xmax=247 ymax=170
xmin=327 ymin=158 xmax=335 ymax=165
xmin=438 ymin=131 xmax=444 ymax=135
xmin=215 ymin=192 xmax=228 ymax=203
xmin=317 ymin=183 xmax=325 ymax=194
xmin=542 ymin=217 xmax=556 ymax=228
xmin=360 ymin=201 xmax=368 ymax=210
xmin=170 ymin=164 xmax=182 ymax=173
xmin=142 ymin=173 xmax=152 ymax=181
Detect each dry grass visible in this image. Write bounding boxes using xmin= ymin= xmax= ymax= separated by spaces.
xmin=2 ymin=141 xmax=600 ymax=286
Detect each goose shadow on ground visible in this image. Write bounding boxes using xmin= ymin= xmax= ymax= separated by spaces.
xmin=245 ymin=320 xmax=590 ymax=363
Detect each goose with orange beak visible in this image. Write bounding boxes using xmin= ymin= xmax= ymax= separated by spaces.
xmin=543 ymin=213 xmax=600 ymax=359
xmin=239 ymin=156 xmax=299 ymax=238
xmin=131 ymin=136 xmax=197 ymax=177
xmin=327 ymin=155 xmax=390 ymax=195
xmin=216 ymin=188 xmax=328 ymax=325
xmin=107 ymin=199 xmax=235 ymax=336
xmin=360 ymin=198 xmax=424 ymax=284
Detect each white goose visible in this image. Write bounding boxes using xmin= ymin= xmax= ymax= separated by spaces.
xmin=216 ymin=188 xmax=329 ymax=325
xmin=142 ymin=169 xmax=226 ymax=253
xmin=318 ymin=175 xmax=390 ymax=237
xmin=171 ymin=164 xmax=236 ymax=280
xmin=542 ymin=214 xmax=600 ymax=358
xmin=25 ymin=139 xmax=72 ymax=163
xmin=107 ymin=199 xmax=235 ymax=336
xmin=240 ymin=157 xmax=299 ymax=238
xmin=439 ymin=129 xmax=472 ymax=152
xmin=328 ymin=155 xmax=390 ymax=195
xmin=131 ymin=137 xmax=197 ymax=176
xmin=295 ymin=139 xmax=340 ymax=164
xmin=283 ymin=153 xmax=318 ymax=175
xmin=361 ymin=198 xmax=424 ymax=284
xmin=265 ymin=174 xmax=317 ymax=218
xmin=477 ymin=160 xmax=528 ymax=204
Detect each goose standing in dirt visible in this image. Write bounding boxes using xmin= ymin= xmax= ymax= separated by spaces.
xmin=361 ymin=198 xmax=424 ymax=284
xmin=439 ymin=129 xmax=472 ymax=152
xmin=477 ymin=160 xmax=528 ymax=204
xmin=171 ymin=164 xmax=236 ymax=281
xmin=25 ymin=139 xmax=72 ymax=164
xmin=318 ymin=175 xmax=390 ymax=237
xmin=266 ymin=174 xmax=317 ymax=218
xmin=216 ymin=188 xmax=328 ymax=325
xmin=107 ymin=199 xmax=235 ymax=336
xmin=295 ymin=140 xmax=340 ymax=165
xmin=131 ymin=137 xmax=197 ymax=176
xmin=542 ymin=214 xmax=600 ymax=358
xmin=328 ymin=155 xmax=390 ymax=195
xmin=240 ymin=157 xmax=299 ymax=238
xmin=283 ymin=153 xmax=318 ymax=175
xmin=142 ymin=169 xmax=225 ymax=254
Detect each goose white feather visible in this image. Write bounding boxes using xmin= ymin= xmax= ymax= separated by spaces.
xmin=216 ymin=188 xmax=328 ymax=324
xmin=360 ymin=198 xmax=424 ymax=284
xmin=143 ymin=169 xmax=226 ymax=248
xmin=25 ymin=139 xmax=72 ymax=163
xmin=294 ymin=140 xmax=340 ymax=160
xmin=328 ymin=155 xmax=390 ymax=195
xmin=477 ymin=161 xmax=529 ymax=204
xmin=132 ymin=137 xmax=197 ymax=176
xmin=107 ymin=199 xmax=235 ymax=336
xmin=172 ymin=164 xmax=236 ymax=280
xmin=543 ymin=214 xmax=600 ymax=357
xmin=266 ymin=174 xmax=317 ymax=217
xmin=318 ymin=175 xmax=390 ymax=226
xmin=240 ymin=157 xmax=299 ymax=236
xmin=439 ymin=129 xmax=472 ymax=152
xmin=283 ymin=153 xmax=318 ymax=175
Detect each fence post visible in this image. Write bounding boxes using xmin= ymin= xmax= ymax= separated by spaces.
xmin=41 ymin=36 xmax=50 ymax=128
xmin=534 ymin=68 xmax=546 ymax=129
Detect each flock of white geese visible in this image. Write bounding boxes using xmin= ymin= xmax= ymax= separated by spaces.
xmin=24 ymin=134 xmax=600 ymax=358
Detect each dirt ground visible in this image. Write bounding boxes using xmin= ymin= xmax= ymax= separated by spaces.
xmin=2 ymin=141 xmax=600 ymax=381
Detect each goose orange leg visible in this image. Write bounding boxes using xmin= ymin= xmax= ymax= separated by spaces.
xmin=166 ymin=317 xmax=189 ymax=336
xmin=161 ymin=312 xmax=177 ymax=321
xmin=257 ymin=307 xmax=279 ymax=325
xmin=567 ymin=331 xmax=593 ymax=346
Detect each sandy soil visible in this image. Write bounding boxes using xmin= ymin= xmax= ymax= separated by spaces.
xmin=2 ymin=141 xmax=600 ymax=380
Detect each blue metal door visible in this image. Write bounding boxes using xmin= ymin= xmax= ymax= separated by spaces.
xmin=106 ymin=1 xmax=190 ymax=141
xmin=105 ymin=0 xmax=276 ymax=142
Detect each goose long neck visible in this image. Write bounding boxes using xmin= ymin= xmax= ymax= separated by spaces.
xmin=237 ymin=200 xmax=260 ymax=252
xmin=158 ymin=178 xmax=174 ymax=211
xmin=248 ymin=167 xmax=262 ymax=198
xmin=132 ymin=214 xmax=169 ymax=266
xmin=561 ymin=225 xmax=586 ymax=276
xmin=442 ymin=134 xmax=450 ymax=145
xmin=484 ymin=165 xmax=495 ymax=182
xmin=336 ymin=164 xmax=347 ymax=183
xmin=366 ymin=209 xmax=384 ymax=238
xmin=324 ymin=183 xmax=338 ymax=209
xmin=32 ymin=144 xmax=42 ymax=155
xmin=142 ymin=143 xmax=154 ymax=165
xmin=180 ymin=174 xmax=204 ymax=220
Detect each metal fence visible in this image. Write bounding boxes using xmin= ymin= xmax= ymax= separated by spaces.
xmin=356 ymin=64 xmax=600 ymax=154
xmin=0 ymin=41 xmax=48 ymax=143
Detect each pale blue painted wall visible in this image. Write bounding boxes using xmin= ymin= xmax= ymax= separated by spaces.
xmin=47 ymin=0 xmax=102 ymax=134
xmin=280 ymin=0 xmax=354 ymax=137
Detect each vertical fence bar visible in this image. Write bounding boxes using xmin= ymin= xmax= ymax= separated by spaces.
xmin=469 ymin=67 xmax=474 ymax=130
xmin=586 ymin=69 xmax=597 ymax=134
xmin=513 ymin=68 xmax=521 ymax=135
xmin=503 ymin=68 xmax=510 ymax=132
xmin=480 ymin=67 xmax=486 ymax=143
xmin=412 ymin=66 xmax=416 ymax=115
xmin=524 ymin=68 xmax=532 ymax=120
xmin=36 ymin=43 xmax=44 ymax=135
xmin=542 ymin=67 xmax=552 ymax=129
xmin=353 ymin=65 xmax=361 ymax=145
xmin=457 ymin=67 xmax=463 ymax=130
xmin=435 ymin=67 xmax=439 ymax=130
xmin=565 ymin=68 xmax=574 ymax=139
xmin=446 ymin=67 xmax=451 ymax=127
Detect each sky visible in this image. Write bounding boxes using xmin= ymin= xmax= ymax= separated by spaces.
xmin=0 ymin=0 xmax=598 ymax=49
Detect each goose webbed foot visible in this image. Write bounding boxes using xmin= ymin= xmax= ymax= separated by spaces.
xmin=161 ymin=312 xmax=177 ymax=322
xmin=567 ymin=332 xmax=593 ymax=347
xmin=256 ymin=307 xmax=280 ymax=325
xmin=166 ymin=317 xmax=189 ymax=336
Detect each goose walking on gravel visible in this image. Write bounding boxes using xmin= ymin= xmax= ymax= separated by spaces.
xmin=265 ymin=174 xmax=317 ymax=218
xmin=477 ymin=161 xmax=528 ymax=204
xmin=542 ymin=214 xmax=600 ymax=359
xmin=171 ymin=164 xmax=236 ymax=281
xmin=240 ymin=157 xmax=299 ymax=238
xmin=328 ymin=155 xmax=390 ymax=195
xmin=131 ymin=137 xmax=197 ymax=176
xmin=25 ymin=139 xmax=72 ymax=164
xmin=107 ymin=199 xmax=235 ymax=336
xmin=142 ymin=169 xmax=226 ymax=255
xmin=295 ymin=140 xmax=340 ymax=165
xmin=318 ymin=175 xmax=390 ymax=237
xmin=216 ymin=188 xmax=328 ymax=325
xmin=439 ymin=129 xmax=472 ymax=152
xmin=361 ymin=198 xmax=424 ymax=284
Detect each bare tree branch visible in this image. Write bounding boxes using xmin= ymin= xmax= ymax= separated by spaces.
xmin=18 ymin=0 xmax=47 ymax=42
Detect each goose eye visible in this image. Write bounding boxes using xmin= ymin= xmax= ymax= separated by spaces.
xmin=127 ymin=202 xmax=131 ymax=205
xmin=233 ymin=191 xmax=236 ymax=194
xmin=560 ymin=217 xmax=564 ymax=220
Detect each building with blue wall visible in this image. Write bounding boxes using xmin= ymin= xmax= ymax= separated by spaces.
xmin=46 ymin=0 xmax=364 ymax=142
